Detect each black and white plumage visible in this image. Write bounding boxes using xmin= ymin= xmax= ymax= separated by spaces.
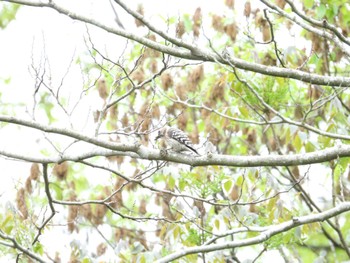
xmin=155 ymin=126 xmax=199 ymax=155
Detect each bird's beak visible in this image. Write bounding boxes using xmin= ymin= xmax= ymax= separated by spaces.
xmin=155 ymin=132 xmax=163 ymax=141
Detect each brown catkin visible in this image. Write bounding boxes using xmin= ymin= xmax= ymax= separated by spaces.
xmin=30 ymin=163 xmax=40 ymax=180
xmin=262 ymin=22 xmax=271 ymax=42
xmin=212 ymin=15 xmax=224 ymax=32
xmin=109 ymin=103 xmax=118 ymax=120
xmin=16 ymin=188 xmax=28 ymax=219
xmin=96 ymin=243 xmax=107 ymax=256
xmin=81 ymin=204 xmax=92 ymax=221
xmin=97 ymin=78 xmax=108 ymax=100
xmin=121 ymin=113 xmax=129 ymax=127
xmin=25 ymin=177 xmax=33 ymax=194
xmin=210 ymin=76 xmax=226 ymax=101
xmin=177 ymin=112 xmax=188 ymax=130
xmin=276 ymin=0 xmax=286 ymax=9
xmin=160 ymin=72 xmax=174 ymax=91
xmin=193 ymin=200 xmax=205 ymax=216
xmin=192 ymin=7 xmax=202 ymax=37
xmin=224 ymin=23 xmax=238 ymax=42
xmin=152 ymin=104 xmax=160 ymax=119
xmin=93 ymin=203 xmax=107 ymax=225
xmin=244 ymin=1 xmax=251 ymax=17
xmin=188 ymin=65 xmax=204 ymax=92
xmin=139 ymin=199 xmax=147 ymax=215
xmin=225 ymin=0 xmax=235 ymax=9
xmin=67 ymin=193 xmax=78 ymax=233
xmin=53 ymin=162 xmax=69 ymax=180
xmin=130 ymin=68 xmax=145 ymax=84
xmin=176 ymin=21 xmax=185 ymax=38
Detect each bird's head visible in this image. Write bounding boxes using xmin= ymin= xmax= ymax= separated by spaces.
xmin=155 ymin=127 xmax=167 ymax=141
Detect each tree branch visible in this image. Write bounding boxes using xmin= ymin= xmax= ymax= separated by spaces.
xmin=155 ymin=202 xmax=350 ymax=263
xmin=260 ymin=0 xmax=350 ymax=57
xmin=0 ymin=231 xmax=48 ymax=263
xmin=32 ymin=163 xmax=56 ymax=245
xmin=1 ymin=136 xmax=350 ymax=168
xmin=3 ymin=0 xmax=350 ymax=86
xmin=284 ymin=0 xmax=350 ymax=46
xmin=0 ymin=115 xmax=138 ymax=152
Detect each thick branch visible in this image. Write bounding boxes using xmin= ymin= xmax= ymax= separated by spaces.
xmin=156 ymin=202 xmax=350 ymax=263
xmin=3 ymin=0 xmax=350 ymax=87
xmin=0 ymin=115 xmax=138 ymax=152
xmin=1 ymin=115 xmax=350 ymax=166
xmin=1 ymin=139 xmax=350 ymax=168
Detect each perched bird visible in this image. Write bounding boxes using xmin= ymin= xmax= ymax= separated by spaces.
xmin=155 ymin=126 xmax=199 ymax=155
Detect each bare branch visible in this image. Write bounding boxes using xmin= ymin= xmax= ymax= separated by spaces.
xmin=3 ymin=0 xmax=350 ymax=86
xmin=32 ymin=163 xmax=56 ymax=245
xmin=284 ymin=0 xmax=350 ymax=46
xmin=156 ymin=202 xmax=350 ymax=263
xmin=0 ymin=231 xmax=48 ymax=263
xmin=259 ymin=0 xmax=350 ymax=57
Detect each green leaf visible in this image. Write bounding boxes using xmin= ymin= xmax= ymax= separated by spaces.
xmin=316 ymin=4 xmax=327 ymax=18
xmin=214 ymin=219 xmax=220 ymax=230
xmin=338 ymin=157 xmax=350 ymax=170
xmin=75 ymin=175 xmax=89 ymax=193
xmin=186 ymin=228 xmax=201 ymax=245
xmin=334 ymin=164 xmax=343 ymax=181
xmin=198 ymin=120 xmax=205 ymax=132
xmin=138 ymin=254 xmax=146 ymax=263
xmin=326 ymin=123 xmax=335 ymax=133
xmin=179 ymin=179 xmax=186 ymax=191
xmin=238 ymin=106 xmax=249 ymax=118
xmin=293 ymin=133 xmax=302 ymax=152
xmin=183 ymin=14 xmax=192 ymax=32
xmin=304 ymin=0 xmax=314 ymax=9
xmin=168 ymin=175 xmax=175 ymax=190
xmin=305 ymin=141 xmax=315 ymax=152
xmin=0 ymin=3 xmax=20 ymax=29
xmin=223 ymin=179 xmax=232 ymax=194
xmin=1 ymin=214 xmax=13 ymax=234
xmin=50 ymin=183 xmax=63 ymax=200
xmin=173 ymin=225 xmax=180 ymax=239
xmin=2 ymin=77 xmax=11 ymax=84
xmin=318 ymin=136 xmax=331 ymax=148
xmin=236 ymin=175 xmax=243 ymax=186
xmin=33 ymin=242 xmax=44 ymax=255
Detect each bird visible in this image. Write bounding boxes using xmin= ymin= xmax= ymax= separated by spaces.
xmin=155 ymin=126 xmax=199 ymax=155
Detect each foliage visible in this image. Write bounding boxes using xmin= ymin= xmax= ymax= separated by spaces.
xmin=0 ymin=2 xmax=20 ymax=29
xmin=0 ymin=0 xmax=350 ymax=262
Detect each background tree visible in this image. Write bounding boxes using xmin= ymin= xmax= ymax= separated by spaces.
xmin=1 ymin=0 xmax=350 ymax=262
